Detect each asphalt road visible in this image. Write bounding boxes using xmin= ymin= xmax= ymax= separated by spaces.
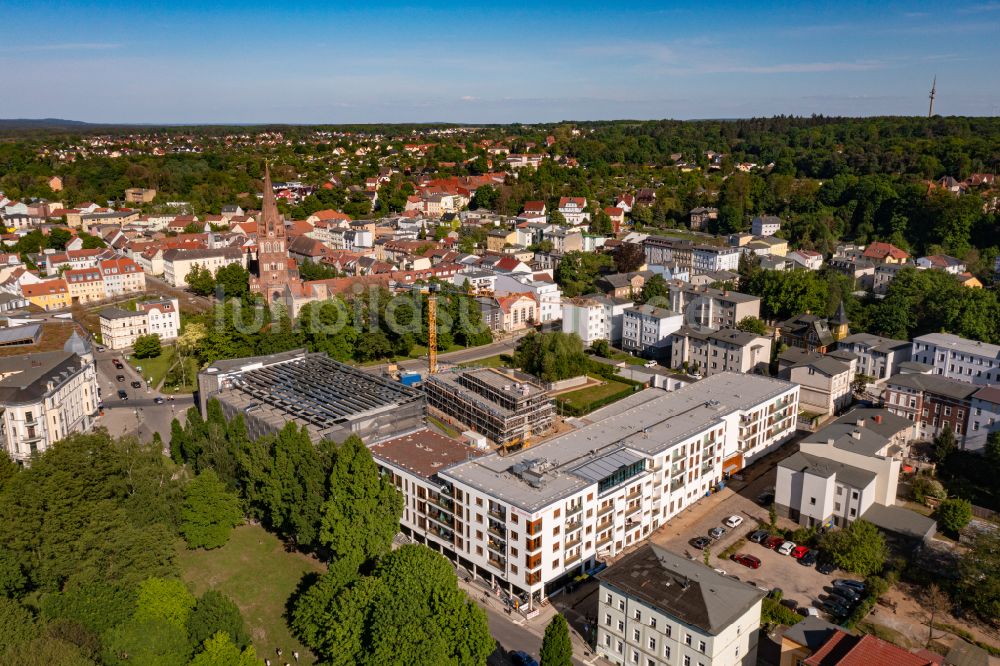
xmin=94 ymin=348 xmax=194 ymax=450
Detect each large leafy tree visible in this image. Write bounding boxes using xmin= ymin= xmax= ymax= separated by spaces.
xmin=320 ymin=435 xmax=403 ymax=564
xmin=133 ymin=333 xmax=162 ymax=359
xmin=39 ymin=582 xmax=136 ymax=635
xmin=936 ymin=498 xmax=972 ymax=534
xmin=612 ymin=242 xmax=645 ymax=273
xmin=186 ymin=264 xmax=216 ymax=297
xmin=186 ymin=590 xmax=250 ymax=652
xmin=132 ymin=577 xmax=197 ymax=630
xmin=181 ymin=469 xmax=243 ymax=550
xmin=513 ymin=331 xmax=590 ymax=382
xmin=639 ymin=273 xmax=669 ymax=305
xmin=959 ymin=529 xmax=1000 ymax=623
xmin=540 ymin=613 xmax=573 ymax=666
xmin=819 ymin=519 xmax=887 ymax=577
xmin=102 ymin=618 xmax=190 ymax=666
xmin=554 ymin=251 xmax=613 ymax=297
xmin=213 ymin=263 xmax=250 ymax=300
xmin=189 ymin=631 xmax=257 ymax=666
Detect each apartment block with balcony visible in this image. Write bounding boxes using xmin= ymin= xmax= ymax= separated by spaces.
xmin=408 ymin=373 xmax=799 ymax=608
xmin=671 ymin=327 xmax=772 ymax=377
xmin=562 ymin=294 xmax=634 ymax=346
xmin=911 ymin=333 xmax=1000 ymax=386
xmin=667 ymin=282 xmax=761 ymax=330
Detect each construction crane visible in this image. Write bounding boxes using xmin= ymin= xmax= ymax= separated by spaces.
xmin=389 ymin=280 xmax=441 ymax=376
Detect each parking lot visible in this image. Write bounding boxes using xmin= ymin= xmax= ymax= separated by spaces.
xmin=650 ymin=446 xmax=864 ymax=617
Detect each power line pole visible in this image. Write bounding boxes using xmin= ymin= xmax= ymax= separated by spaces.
xmin=928 ymin=76 xmax=936 ymax=117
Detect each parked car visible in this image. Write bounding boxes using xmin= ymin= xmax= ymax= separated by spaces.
xmin=797 ymin=606 xmax=821 ymax=617
xmin=748 ymin=530 xmax=770 ymax=544
xmin=689 ymin=536 xmax=711 ymax=550
xmin=644 ymin=359 xmax=658 ymax=368
xmin=816 ymin=561 xmax=836 ymax=575
xmin=818 ymin=599 xmax=851 ymax=617
xmin=116 ymin=375 xmax=125 ymax=382
xmin=757 ymin=488 xmax=775 ymax=505
xmin=130 ymin=381 xmax=141 ymax=389
xmin=113 ymin=359 xmax=124 ymax=369
xmin=732 ymin=553 xmax=761 ymax=569
xmin=779 ymin=598 xmax=798 ymax=610
xmin=798 ymin=550 xmax=818 ymax=567
xmin=764 ymin=535 xmax=785 ymax=550
xmin=833 ymin=579 xmax=866 ymax=593
xmin=708 ymin=527 xmax=727 ymax=540
xmin=790 ymin=546 xmax=810 ymax=559
xmin=117 ymin=390 xmax=128 ymax=400
xmin=154 ymin=397 xmax=165 ymax=405
xmin=777 ymin=541 xmax=796 ymax=556
xmin=509 ymin=651 xmax=538 ymax=666
xmin=827 ymin=587 xmax=860 ymax=605
xmin=724 ymin=515 xmax=744 ymax=528
xmin=96 ymin=346 xmax=106 ymax=352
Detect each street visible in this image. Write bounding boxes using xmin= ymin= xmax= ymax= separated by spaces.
xmin=94 ymin=348 xmax=194 ymax=450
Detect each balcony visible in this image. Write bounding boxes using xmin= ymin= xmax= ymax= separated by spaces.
xmin=488 ymin=555 xmax=506 ymax=571
xmin=487 ymin=538 xmax=506 ymax=554
xmin=566 ymin=502 xmax=583 ymax=516
xmin=565 ymin=552 xmax=581 ymax=565
xmin=488 ymin=507 xmax=506 ymax=520
xmin=565 ymin=518 xmax=583 ymax=533
xmin=565 ymin=534 xmax=582 ymax=548
xmin=427 ymin=509 xmax=453 ymax=529
xmin=597 ymin=504 xmax=614 ymax=517
xmin=670 ymin=480 xmax=684 ymax=492
xmin=596 ymin=534 xmax=613 ymax=547
xmin=429 ymin=495 xmax=454 ymax=512
xmin=625 ymin=488 xmax=642 ymax=501
xmin=596 ymin=517 xmax=613 ymax=532
xmin=625 ymin=503 xmax=641 ymax=518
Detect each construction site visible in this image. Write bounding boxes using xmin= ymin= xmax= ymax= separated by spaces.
xmin=423 ymin=367 xmax=555 ymax=449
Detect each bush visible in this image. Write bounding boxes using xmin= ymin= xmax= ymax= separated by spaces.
xmin=133 ymin=334 xmax=162 ymax=359
xmin=937 ymin=498 xmax=973 ymax=534
xmin=761 ymin=598 xmax=800 ymax=628
xmin=911 ymin=475 xmax=946 ymax=504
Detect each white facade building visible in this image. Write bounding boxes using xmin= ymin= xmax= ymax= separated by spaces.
xmin=494 ymin=273 xmax=563 ymax=324
xmin=597 ymin=544 xmax=764 ymax=666
xmin=751 ymin=215 xmax=781 ymax=237
xmin=562 ymin=295 xmax=634 ymax=346
xmin=622 ymin=305 xmax=683 ymax=356
xmin=99 ymin=298 xmax=181 ymax=350
xmin=692 ymin=245 xmax=741 ymax=274
xmin=911 ymin=333 xmax=1000 ymax=386
xmin=373 ymin=374 xmax=798 ymax=607
xmin=670 ymin=327 xmax=771 ymax=377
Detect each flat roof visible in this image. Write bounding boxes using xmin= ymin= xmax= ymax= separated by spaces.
xmin=886 ymin=373 xmax=980 ymax=401
xmin=914 ymin=332 xmax=1000 ymax=359
xmin=861 ymin=503 xmax=937 ymax=541
xmin=441 ymin=373 xmax=796 ymax=512
xmin=370 ymin=429 xmax=484 ymax=480
xmin=597 ymin=544 xmax=765 ymax=635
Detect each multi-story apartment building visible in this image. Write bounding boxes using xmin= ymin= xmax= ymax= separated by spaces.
xmin=643 ymin=237 xmax=694 ymax=272
xmin=884 ymin=373 xmax=979 ymax=444
xmin=22 ymin=279 xmax=70 ymax=311
xmin=0 ymin=342 xmax=99 ymax=464
xmin=596 ymin=544 xmax=764 ymax=666
xmin=911 ymin=333 xmax=1000 ymax=386
xmin=778 ymin=349 xmax=856 ymax=417
xmin=621 ymin=305 xmax=683 ymax=356
xmin=423 ymin=368 xmax=554 ymax=448
xmin=124 ymin=187 xmax=157 ymax=203
xmin=691 ymin=245 xmax=741 ymax=274
xmin=751 ymin=215 xmax=782 ymax=237
xmin=967 ymin=386 xmax=1000 ymax=453
xmin=99 ymin=298 xmax=181 ymax=350
xmin=379 ymin=374 xmax=798 ymax=607
xmin=667 ymin=282 xmax=761 ymax=330
xmin=836 ymin=333 xmax=911 ymax=381
xmin=100 ymin=258 xmax=146 ymax=297
xmin=494 ymin=273 xmax=563 ymax=324
xmin=162 ymin=247 xmax=246 ymax=288
xmin=670 ymin=327 xmax=772 ymax=377
xmin=557 ymin=197 xmax=589 ymax=225
xmin=63 ymin=267 xmax=106 ymax=304
xmin=562 ymin=294 xmax=634 ymax=346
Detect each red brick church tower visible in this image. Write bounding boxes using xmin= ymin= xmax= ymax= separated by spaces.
xmin=250 ymin=163 xmax=300 ymax=304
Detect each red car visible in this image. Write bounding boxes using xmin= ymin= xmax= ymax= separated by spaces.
xmin=732 ymin=553 xmax=761 ymax=569
xmin=791 ymin=546 xmax=810 ymax=559
xmin=764 ymin=536 xmax=785 ymax=550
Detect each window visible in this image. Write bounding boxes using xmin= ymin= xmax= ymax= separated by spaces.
xmin=648 ymin=637 xmax=656 ymax=651
xmin=684 ymin=657 xmax=691 ymax=666
xmin=810 ymin=497 xmax=816 ymax=506
xmin=634 ymin=609 xmax=642 ymax=621
xmin=604 ymin=635 xmax=611 ymax=647
xmin=665 ymin=625 xmax=671 ymax=638
xmin=649 ymin=618 xmax=657 ymax=629
xmin=699 ymin=640 xmax=706 ymax=652
xmin=685 ymin=634 xmax=692 ymax=646
xmin=606 ymin=593 xmax=613 ymax=604
xmin=605 ymin=614 xmax=612 ymax=626
xmin=835 ymin=502 xmax=841 ymax=512
xmin=633 ymin=629 xmax=640 ymax=641
xmin=619 ymin=600 xmax=626 ymax=611
xmin=850 ymin=508 xmax=857 ymax=517
xmin=618 ymin=620 xmax=625 ymax=632
xmin=664 ymin=645 xmax=671 ymax=659
xmin=852 ymin=490 xmax=859 ymax=500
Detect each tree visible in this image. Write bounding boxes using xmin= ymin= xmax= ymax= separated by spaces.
xmin=47 ymin=228 xmax=72 ymax=251
xmin=589 ymin=209 xmax=613 ymax=235
xmin=985 ymin=431 xmax=1000 ymax=469
xmin=959 ymin=529 xmax=1000 ymax=622
xmin=936 ymin=497 xmax=972 ymax=534
xmin=189 ymin=631 xmax=257 ymax=666
xmin=213 ymin=263 xmax=250 ymax=300
xmin=513 ymin=331 xmax=590 ymax=382
xmin=910 ymin=475 xmax=946 ymax=504
xmin=549 ymin=210 xmax=567 ymax=226
xmin=0 ymin=547 xmax=27 ymax=598
xmin=470 ymin=185 xmax=499 ymax=211
xmin=102 ymin=618 xmax=190 ymax=666
xmin=133 ymin=577 xmax=196 ymax=630
xmin=320 ymin=436 xmax=403 ymax=564
xmin=187 ymin=264 xmax=215 ymax=297
xmin=819 ymin=519 xmax=887 ymax=577
xmin=735 ymin=316 xmax=768 ymax=335
xmin=0 ymin=597 xmax=39 ymax=655
xmin=590 ymin=339 xmax=611 ymax=358
xmin=186 ymin=590 xmax=250 ymax=652
xmin=181 ymin=469 xmax=243 ymax=550
xmin=133 ymin=333 xmax=162 ymax=359
xmin=540 ymin=613 xmax=573 ymax=666
xmin=39 ymin=582 xmax=136 ymax=635
xmin=639 ymin=273 xmax=669 ymax=305
xmin=933 ymin=424 xmax=957 ymax=462
xmin=612 ymin=242 xmax=645 ymax=273
xmin=851 ymin=373 xmax=875 ymax=397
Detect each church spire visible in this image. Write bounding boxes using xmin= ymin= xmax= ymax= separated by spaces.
xmin=261 ymin=162 xmax=282 ymax=237
xmin=830 ymin=299 xmax=850 ymax=342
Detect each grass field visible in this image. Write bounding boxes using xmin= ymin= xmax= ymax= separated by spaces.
xmin=608 ymin=351 xmax=648 ymax=366
xmin=177 ymin=524 xmax=325 ymax=663
xmin=557 ymin=377 xmax=633 ymax=411
xmin=129 ymin=347 xmax=175 ymax=388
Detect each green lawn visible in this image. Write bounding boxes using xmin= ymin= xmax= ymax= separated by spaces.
xmin=608 ymin=351 xmax=648 ymax=366
xmin=128 ymin=347 xmax=175 ymax=389
xmin=557 ymin=377 xmax=633 ymax=411
xmin=177 ymin=524 xmax=325 ymax=664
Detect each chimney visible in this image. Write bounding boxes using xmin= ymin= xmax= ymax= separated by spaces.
xmin=851 ymin=430 xmax=862 ymax=440
xmin=826 ymin=438 xmax=835 ymax=446
xmin=856 ymin=418 xmax=866 ymax=428
xmin=873 ymin=414 xmax=883 ymax=424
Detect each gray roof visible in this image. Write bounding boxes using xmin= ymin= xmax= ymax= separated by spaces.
xmin=780 ymin=348 xmax=851 ymax=376
xmin=707 ymin=329 xmax=767 ymax=347
xmin=0 ymin=351 xmax=84 ymax=403
xmin=898 ymin=361 xmax=933 ymax=373
xmin=203 ymin=347 xmax=307 ymax=374
xmin=0 ymin=323 xmax=41 ymax=346
xmin=779 ymin=450 xmax=878 ymax=490
xmin=441 ymin=373 xmax=796 ymax=512
xmin=886 ymin=373 xmax=980 ymax=401
xmin=914 ymin=332 xmax=1000 ymax=360
xmin=860 ymin=503 xmax=937 ymax=541
xmin=801 ymin=408 xmax=910 ymax=457
xmin=838 ymin=332 xmax=910 ymax=354
xmin=162 ymin=247 xmax=243 ymax=261
xmin=597 ymin=544 xmax=765 ymax=635
xmin=781 ymin=616 xmax=840 ymax=650
xmin=625 ymin=304 xmax=679 ymax=320
xmin=99 ymin=307 xmax=139 ymax=321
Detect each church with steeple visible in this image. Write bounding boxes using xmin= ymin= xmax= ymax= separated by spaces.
xmin=249 ymin=163 xmax=302 ymax=305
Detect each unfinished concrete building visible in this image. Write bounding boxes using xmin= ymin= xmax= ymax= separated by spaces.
xmin=423 ymin=368 xmax=554 ymax=448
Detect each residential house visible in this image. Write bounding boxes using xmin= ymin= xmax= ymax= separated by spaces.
xmin=786 ymin=249 xmax=824 ymax=271
xmin=596 ymin=271 xmax=652 ymax=300
xmin=689 ymin=206 xmax=717 ymax=231
xmin=772 ymin=616 xmax=840 ymax=666
xmin=751 ymin=215 xmax=782 ymax=237
xmin=124 ymin=187 xmax=157 ymax=203
xmin=884 ymin=373 xmax=979 ymax=444
xmin=99 ymin=258 xmax=146 ymax=297
xmin=621 ymin=305 xmax=683 ymax=356
xmin=22 ymin=279 xmax=70 ymax=311
xmin=561 ymin=294 xmax=634 ymax=346
xmin=603 ymin=207 xmax=625 ymax=233
xmin=777 ymin=304 xmax=850 ymax=354
xmin=691 ymin=245 xmax=741 ymax=274
xmin=596 ymin=544 xmax=765 ymax=666
xmin=670 ymin=327 xmax=772 ymax=377
xmin=162 ymin=247 xmax=246 ymax=288
xmin=911 ymin=332 xmax=1000 ymax=386
xmin=668 ymin=282 xmax=761 ymax=330
xmin=967 ymin=386 xmax=1000 ymax=453
xmin=862 ymin=242 xmax=910 ymax=265
xmin=916 ymin=254 xmax=966 ymax=274
xmin=496 ymin=293 xmax=537 ymax=332
xmin=63 ymin=267 xmax=106 ymax=304
xmin=99 ymin=298 xmax=181 ymax=350
xmin=837 ymin=333 xmax=911 ymax=382
xmin=557 ymin=197 xmax=589 ymax=225
xmin=802 ymin=630 xmax=942 ymax=666
xmin=486 ymin=228 xmax=518 ymax=252
xmin=494 ymin=273 xmax=562 ymax=324
xmin=778 ymin=348 xmax=856 ymax=417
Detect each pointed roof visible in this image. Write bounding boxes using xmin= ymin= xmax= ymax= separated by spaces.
xmin=831 ymin=299 xmax=849 ymax=326
xmin=261 ymin=163 xmax=283 ymax=238
xmin=64 ymin=329 xmax=91 ymax=356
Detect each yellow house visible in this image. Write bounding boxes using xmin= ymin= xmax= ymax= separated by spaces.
xmin=956 ymin=272 xmax=983 ymax=289
xmin=486 ymin=228 xmax=518 ymax=253
xmin=64 ymin=267 xmax=106 ymax=304
xmin=775 ymin=616 xmax=840 ymax=666
xmin=23 ymin=279 xmax=71 ymax=311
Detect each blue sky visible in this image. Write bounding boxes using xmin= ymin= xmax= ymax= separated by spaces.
xmin=3 ymin=1 xmax=999 ymax=123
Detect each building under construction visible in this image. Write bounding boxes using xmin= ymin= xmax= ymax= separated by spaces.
xmin=423 ymin=368 xmax=554 ymax=448
xmin=198 ymin=349 xmax=426 ymax=444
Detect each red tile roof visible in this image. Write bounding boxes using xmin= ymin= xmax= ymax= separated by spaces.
xmin=862 ymin=242 xmax=909 ymax=261
xmin=804 ymin=631 xmax=938 ymax=666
